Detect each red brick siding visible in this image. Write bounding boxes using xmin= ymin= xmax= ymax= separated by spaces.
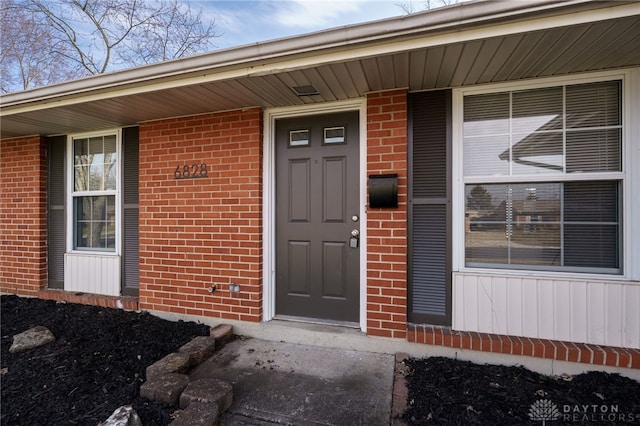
xmin=409 ymin=324 xmax=640 ymax=370
xmin=0 ymin=136 xmax=47 ymax=295
xmin=138 ymin=108 xmax=263 ymax=321
xmin=37 ymin=289 xmax=139 ymax=310
xmin=5 ymin=102 xmax=634 ymax=373
xmin=366 ymin=90 xmax=408 ymax=338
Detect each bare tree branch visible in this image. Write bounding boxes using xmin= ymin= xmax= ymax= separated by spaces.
xmin=1 ymin=0 xmax=219 ymax=92
xmin=1 ymin=0 xmax=81 ymax=91
xmin=396 ymin=0 xmax=462 ymax=14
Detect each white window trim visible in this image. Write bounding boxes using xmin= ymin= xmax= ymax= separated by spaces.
xmin=452 ymin=69 xmax=636 ymax=281
xmin=66 ymin=129 xmax=122 ymax=256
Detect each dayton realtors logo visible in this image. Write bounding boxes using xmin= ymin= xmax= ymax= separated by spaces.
xmin=529 ymin=399 xmax=639 ymax=423
xmin=529 ymin=400 xmax=561 ymax=424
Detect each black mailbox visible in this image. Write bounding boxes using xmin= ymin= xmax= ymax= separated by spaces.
xmin=368 ymin=174 xmax=398 ymax=208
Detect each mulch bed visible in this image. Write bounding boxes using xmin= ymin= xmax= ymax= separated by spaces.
xmin=1 ymin=295 xmax=210 ymax=425
xmin=404 ymin=357 xmax=640 ymax=425
xmin=3 ymin=295 xmax=639 ymax=425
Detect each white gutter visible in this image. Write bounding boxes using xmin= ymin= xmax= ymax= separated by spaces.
xmin=1 ymin=0 xmax=634 ymax=114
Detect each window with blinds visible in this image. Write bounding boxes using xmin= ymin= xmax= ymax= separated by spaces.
xmin=463 ymin=80 xmax=622 ymax=274
xmin=46 ymin=129 xmax=139 ymax=294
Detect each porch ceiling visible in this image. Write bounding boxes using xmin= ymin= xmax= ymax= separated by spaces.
xmin=1 ymin=1 xmax=639 ymax=139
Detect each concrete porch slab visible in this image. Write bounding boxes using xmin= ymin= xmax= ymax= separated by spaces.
xmin=189 ymin=337 xmax=394 ymax=425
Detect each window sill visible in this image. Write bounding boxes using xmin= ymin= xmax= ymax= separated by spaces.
xmin=454 ymin=267 xmax=639 ymax=285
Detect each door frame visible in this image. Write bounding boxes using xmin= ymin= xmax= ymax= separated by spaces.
xmin=263 ymin=99 xmax=368 ymax=331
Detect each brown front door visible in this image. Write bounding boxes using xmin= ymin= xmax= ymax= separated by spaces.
xmin=276 ymin=111 xmax=360 ymax=322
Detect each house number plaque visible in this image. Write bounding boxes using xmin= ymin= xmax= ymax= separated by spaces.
xmin=174 ymin=163 xmax=208 ymax=179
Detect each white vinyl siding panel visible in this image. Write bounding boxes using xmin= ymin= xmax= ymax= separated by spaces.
xmin=452 ymin=272 xmax=640 ymax=349
xmin=64 ymin=253 xmax=121 ymax=296
xmin=623 ymin=288 xmax=640 ymax=347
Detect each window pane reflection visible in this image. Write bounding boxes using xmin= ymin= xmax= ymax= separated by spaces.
xmin=466 ymin=183 xmax=561 ymax=267
xmin=465 ymin=182 xmax=619 ymax=270
xmin=74 ymin=195 xmax=116 ymax=250
xmin=74 ymin=136 xmax=118 ymax=191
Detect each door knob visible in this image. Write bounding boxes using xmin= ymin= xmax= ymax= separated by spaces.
xmin=350 ymin=229 xmax=360 ymax=248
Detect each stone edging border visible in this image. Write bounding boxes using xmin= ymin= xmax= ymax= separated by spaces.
xmin=391 ymin=353 xmax=409 ymax=425
xmin=139 ymin=324 xmax=234 ymax=425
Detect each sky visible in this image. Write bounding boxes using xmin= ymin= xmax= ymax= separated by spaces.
xmin=191 ymin=0 xmax=427 ymax=50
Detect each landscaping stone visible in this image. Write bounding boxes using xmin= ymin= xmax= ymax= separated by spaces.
xmin=391 ymin=353 xmax=409 ymax=426
xmin=178 ymin=335 xmax=217 ymax=367
xmin=146 ymin=352 xmax=190 ymax=380
xmin=170 ymin=402 xmax=219 ymax=426
xmin=9 ymin=326 xmax=55 ymax=353
xmin=179 ymin=378 xmax=233 ymax=412
xmin=210 ymin=324 xmax=233 ymax=344
xmin=140 ymin=373 xmax=190 ymax=406
xmin=99 ymin=405 xmax=142 ymax=426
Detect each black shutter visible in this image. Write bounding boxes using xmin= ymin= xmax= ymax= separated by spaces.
xmin=408 ymin=90 xmax=451 ymax=325
xmin=122 ymin=127 xmax=139 ymax=295
xmin=47 ymin=136 xmax=66 ymax=289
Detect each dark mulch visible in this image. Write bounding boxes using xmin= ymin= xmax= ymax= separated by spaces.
xmin=1 ymin=295 xmax=210 ymax=425
xmin=404 ymin=357 xmax=640 ymax=425
xmin=4 ymin=295 xmax=640 ymax=425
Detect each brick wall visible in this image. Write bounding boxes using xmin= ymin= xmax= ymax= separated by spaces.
xmin=366 ymin=90 xmax=408 ymax=338
xmin=138 ymin=108 xmax=263 ymax=321
xmin=409 ymin=325 xmax=640 ymax=370
xmin=0 ymin=136 xmax=47 ymax=295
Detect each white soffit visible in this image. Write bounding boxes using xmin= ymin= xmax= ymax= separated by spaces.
xmin=1 ymin=1 xmax=639 ymax=138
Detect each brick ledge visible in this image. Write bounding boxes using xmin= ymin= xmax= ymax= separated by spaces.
xmin=408 ymin=324 xmax=640 ymax=370
xmin=37 ymin=289 xmax=139 ymax=311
